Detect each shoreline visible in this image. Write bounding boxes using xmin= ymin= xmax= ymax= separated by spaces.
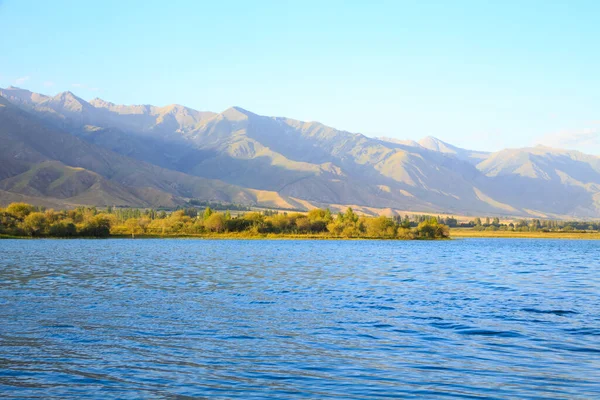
xmin=0 ymin=233 xmax=444 ymax=241
xmin=450 ymin=229 xmax=600 ymax=240
xmin=5 ymin=228 xmax=600 ymax=240
xmin=4 ymin=232 xmax=600 ymax=240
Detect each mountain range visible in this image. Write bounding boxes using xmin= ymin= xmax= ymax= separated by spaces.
xmin=1 ymin=85 xmax=600 ymax=219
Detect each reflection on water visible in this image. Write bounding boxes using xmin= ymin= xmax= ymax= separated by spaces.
xmin=1 ymin=239 xmax=599 ymax=398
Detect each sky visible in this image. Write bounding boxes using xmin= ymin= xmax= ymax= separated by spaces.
xmin=1 ymin=0 xmax=600 ymax=153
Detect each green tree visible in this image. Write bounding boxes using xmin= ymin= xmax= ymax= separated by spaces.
xmin=400 ymin=215 xmax=411 ymax=229
xmin=244 ymin=212 xmax=265 ymax=226
xmin=48 ymin=220 xmax=77 ymax=237
xmin=23 ymin=212 xmax=48 ymax=236
xmin=270 ymin=214 xmax=290 ymax=232
xmin=415 ymin=218 xmax=449 ymax=239
xmin=125 ymin=218 xmax=141 ymax=238
xmin=344 ymin=207 xmax=358 ymax=224
xmin=295 ymin=217 xmax=311 ymax=233
xmin=365 ymin=216 xmax=396 ymax=238
xmin=204 ymin=213 xmax=226 ymax=232
xmin=79 ymin=215 xmax=111 ymax=237
xmin=327 ymin=220 xmax=344 ymax=235
xmin=7 ymin=203 xmax=36 ymax=219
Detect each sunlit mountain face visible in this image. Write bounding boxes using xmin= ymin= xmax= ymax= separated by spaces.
xmin=2 ymin=86 xmax=600 ymax=218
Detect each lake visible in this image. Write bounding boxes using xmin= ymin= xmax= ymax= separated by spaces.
xmin=0 ymin=238 xmax=599 ymax=398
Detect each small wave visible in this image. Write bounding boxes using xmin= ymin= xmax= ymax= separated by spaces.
xmin=356 ymin=334 xmax=379 ymax=340
xmin=458 ymin=329 xmax=523 ymax=338
xmin=367 ymin=305 xmax=395 ymax=310
xmin=563 ymin=328 xmax=600 ymax=336
xmin=223 ymin=335 xmax=262 ymax=340
xmin=522 ymin=308 xmax=578 ymax=316
xmin=431 ymin=322 xmax=472 ymax=330
xmin=551 ymin=344 xmax=600 ymax=353
xmin=44 ymin=324 xmax=76 ymax=329
xmin=373 ymin=323 xmax=393 ymax=329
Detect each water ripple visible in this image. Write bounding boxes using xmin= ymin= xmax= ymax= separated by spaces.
xmin=1 ymin=238 xmax=600 ymax=398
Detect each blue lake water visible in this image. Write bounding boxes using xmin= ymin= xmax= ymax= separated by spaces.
xmin=0 ymin=238 xmax=599 ymax=398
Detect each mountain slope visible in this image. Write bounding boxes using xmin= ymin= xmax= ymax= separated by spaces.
xmin=0 ymin=86 xmax=216 ymax=140
xmin=476 ymin=147 xmax=600 ymax=217
xmin=417 ymin=136 xmax=490 ymax=164
xmin=0 ymin=95 xmax=301 ymax=209
xmin=3 ymin=87 xmax=600 ymax=218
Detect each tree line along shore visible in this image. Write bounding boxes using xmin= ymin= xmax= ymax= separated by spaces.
xmin=0 ymin=203 xmax=450 ymax=240
xmin=455 ymin=216 xmax=600 ymax=232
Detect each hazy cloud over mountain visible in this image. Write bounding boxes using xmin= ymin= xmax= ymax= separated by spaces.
xmin=537 ymin=126 xmax=600 ymax=154
xmin=14 ymin=76 xmax=30 ymax=85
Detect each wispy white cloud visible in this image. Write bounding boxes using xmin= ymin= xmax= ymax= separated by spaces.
xmin=14 ymin=76 xmax=30 ymax=85
xmin=536 ymin=125 xmax=600 ymax=153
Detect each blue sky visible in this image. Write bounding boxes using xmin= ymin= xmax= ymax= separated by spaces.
xmin=1 ymin=0 xmax=599 ymax=153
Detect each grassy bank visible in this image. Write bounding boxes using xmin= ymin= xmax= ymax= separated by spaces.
xmin=6 ymin=229 xmax=600 ymax=240
xmin=0 ymin=233 xmax=23 ymax=239
xmin=111 ymin=232 xmax=357 ymax=240
xmin=2 ymin=232 xmax=447 ymax=240
xmin=451 ymin=228 xmax=600 ymax=240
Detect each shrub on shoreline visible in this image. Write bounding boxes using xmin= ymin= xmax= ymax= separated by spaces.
xmin=0 ymin=203 xmax=450 ymax=240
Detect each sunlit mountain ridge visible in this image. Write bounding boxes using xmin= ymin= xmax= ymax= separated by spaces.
xmin=2 ymin=86 xmax=600 ymax=218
